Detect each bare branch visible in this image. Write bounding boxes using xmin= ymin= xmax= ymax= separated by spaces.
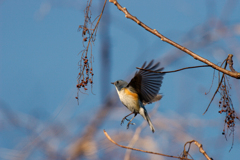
xmin=103 ymin=130 xmax=192 ymax=160
xmin=184 ymin=140 xmax=213 ymax=160
xmin=109 ymin=0 xmax=240 ymax=79
xmin=137 ymin=65 xmax=210 ymax=74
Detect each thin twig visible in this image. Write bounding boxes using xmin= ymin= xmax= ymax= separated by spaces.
xmin=85 ymin=0 xmax=107 ymax=52
xmin=203 ymin=59 xmax=228 ymax=115
xmin=205 ymin=68 xmax=216 ymax=95
xmin=109 ymin=0 xmax=240 ymax=79
xmin=137 ymin=65 xmax=209 ymax=74
xmin=103 ymin=130 xmax=192 ymax=160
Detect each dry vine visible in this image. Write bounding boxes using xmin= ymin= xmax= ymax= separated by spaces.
xmin=76 ymin=0 xmax=107 ymax=101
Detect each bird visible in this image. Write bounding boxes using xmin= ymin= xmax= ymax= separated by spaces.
xmin=111 ymin=60 xmax=165 ymax=133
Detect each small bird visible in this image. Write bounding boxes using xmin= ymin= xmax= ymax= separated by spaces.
xmin=111 ymin=60 xmax=165 ymax=133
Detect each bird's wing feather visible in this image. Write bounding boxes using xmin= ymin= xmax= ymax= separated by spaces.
xmin=127 ymin=60 xmax=165 ymax=104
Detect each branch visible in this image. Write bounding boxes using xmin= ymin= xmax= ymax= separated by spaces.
xmin=109 ymin=0 xmax=240 ymax=79
xmin=184 ymin=140 xmax=213 ymax=160
xmin=103 ymin=130 xmax=192 ymax=160
xmin=137 ymin=65 xmax=209 ymax=74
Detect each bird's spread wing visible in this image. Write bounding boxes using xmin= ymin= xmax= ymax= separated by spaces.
xmin=127 ymin=60 xmax=165 ymax=104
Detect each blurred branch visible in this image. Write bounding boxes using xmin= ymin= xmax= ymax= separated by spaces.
xmin=67 ymin=98 xmax=116 ymax=159
xmin=183 ymin=140 xmax=212 ymax=160
xmin=124 ymin=103 xmax=159 ymax=160
xmin=124 ymin=126 xmax=143 ymax=160
xmin=109 ymin=0 xmax=240 ymax=79
xmin=103 ymin=130 xmax=192 ymax=160
xmin=100 ymin=0 xmax=111 ymax=102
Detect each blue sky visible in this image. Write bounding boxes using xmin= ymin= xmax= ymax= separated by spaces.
xmin=1 ymin=0 xmax=240 ymax=159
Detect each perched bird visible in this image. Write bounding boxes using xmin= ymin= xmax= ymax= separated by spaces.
xmin=111 ymin=60 xmax=165 ymax=133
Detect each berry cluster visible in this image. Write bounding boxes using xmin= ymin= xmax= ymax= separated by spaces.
xmin=218 ymin=84 xmax=239 ymax=135
xmin=76 ymin=55 xmax=94 ymax=97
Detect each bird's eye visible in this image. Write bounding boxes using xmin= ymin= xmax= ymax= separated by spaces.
xmin=116 ymin=81 xmax=119 ymax=84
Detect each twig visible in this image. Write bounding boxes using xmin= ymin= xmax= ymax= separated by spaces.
xmin=85 ymin=0 xmax=106 ymax=51
xmin=203 ymin=59 xmax=228 ymax=115
xmin=205 ymin=68 xmax=217 ymax=95
xmin=137 ymin=65 xmax=209 ymax=74
xmin=109 ymin=0 xmax=240 ymax=79
xmin=103 ymin=130 xmax=192 ymax=160
xmin=184 ymin=140 xmax=213 ymax=160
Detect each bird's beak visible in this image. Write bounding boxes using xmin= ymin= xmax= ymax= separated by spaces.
xmin=111 ymin=82 xmax=114 ymax=85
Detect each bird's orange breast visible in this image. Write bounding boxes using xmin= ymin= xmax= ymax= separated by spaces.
xmin=124 ymin=88 xmax=138 ymax=101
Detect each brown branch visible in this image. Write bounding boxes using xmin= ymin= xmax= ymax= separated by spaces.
xmin=137 ymin=65 xmax=210 ymax=74
xmin=184 ymin=140 xmax=212 ymax=160
xmin=109 ymin=0 xmax=240 ymax=79
xmin=103 ymin=130 xmax=192 ymax=160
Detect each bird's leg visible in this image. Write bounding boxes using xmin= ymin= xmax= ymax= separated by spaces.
xmin=121 ymin=112 xmax=134 ymax=125
xmin=127 ymin=113 xmax=137 ymax=129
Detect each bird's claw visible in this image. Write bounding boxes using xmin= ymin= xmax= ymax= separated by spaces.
xmin=126 ymin=122 xmax=136 ymax=129
xmin=120 ymin=117 xmax=131 ymax=125
xmin=121 ymin=115 xmax=135 ymax=128
xmin=120 ymin=119 xmax=124 ymax=125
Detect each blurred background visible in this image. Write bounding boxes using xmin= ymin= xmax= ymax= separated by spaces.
xmin=0 ymin=0 xmax=240 ymax=159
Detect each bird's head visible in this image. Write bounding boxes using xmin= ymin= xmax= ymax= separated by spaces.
xmin=111 ymin=80 xmax=128 ymax=91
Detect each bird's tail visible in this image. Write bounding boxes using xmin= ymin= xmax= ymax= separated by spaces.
xmin=139 ymin=107 xmax=155 ymax=133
